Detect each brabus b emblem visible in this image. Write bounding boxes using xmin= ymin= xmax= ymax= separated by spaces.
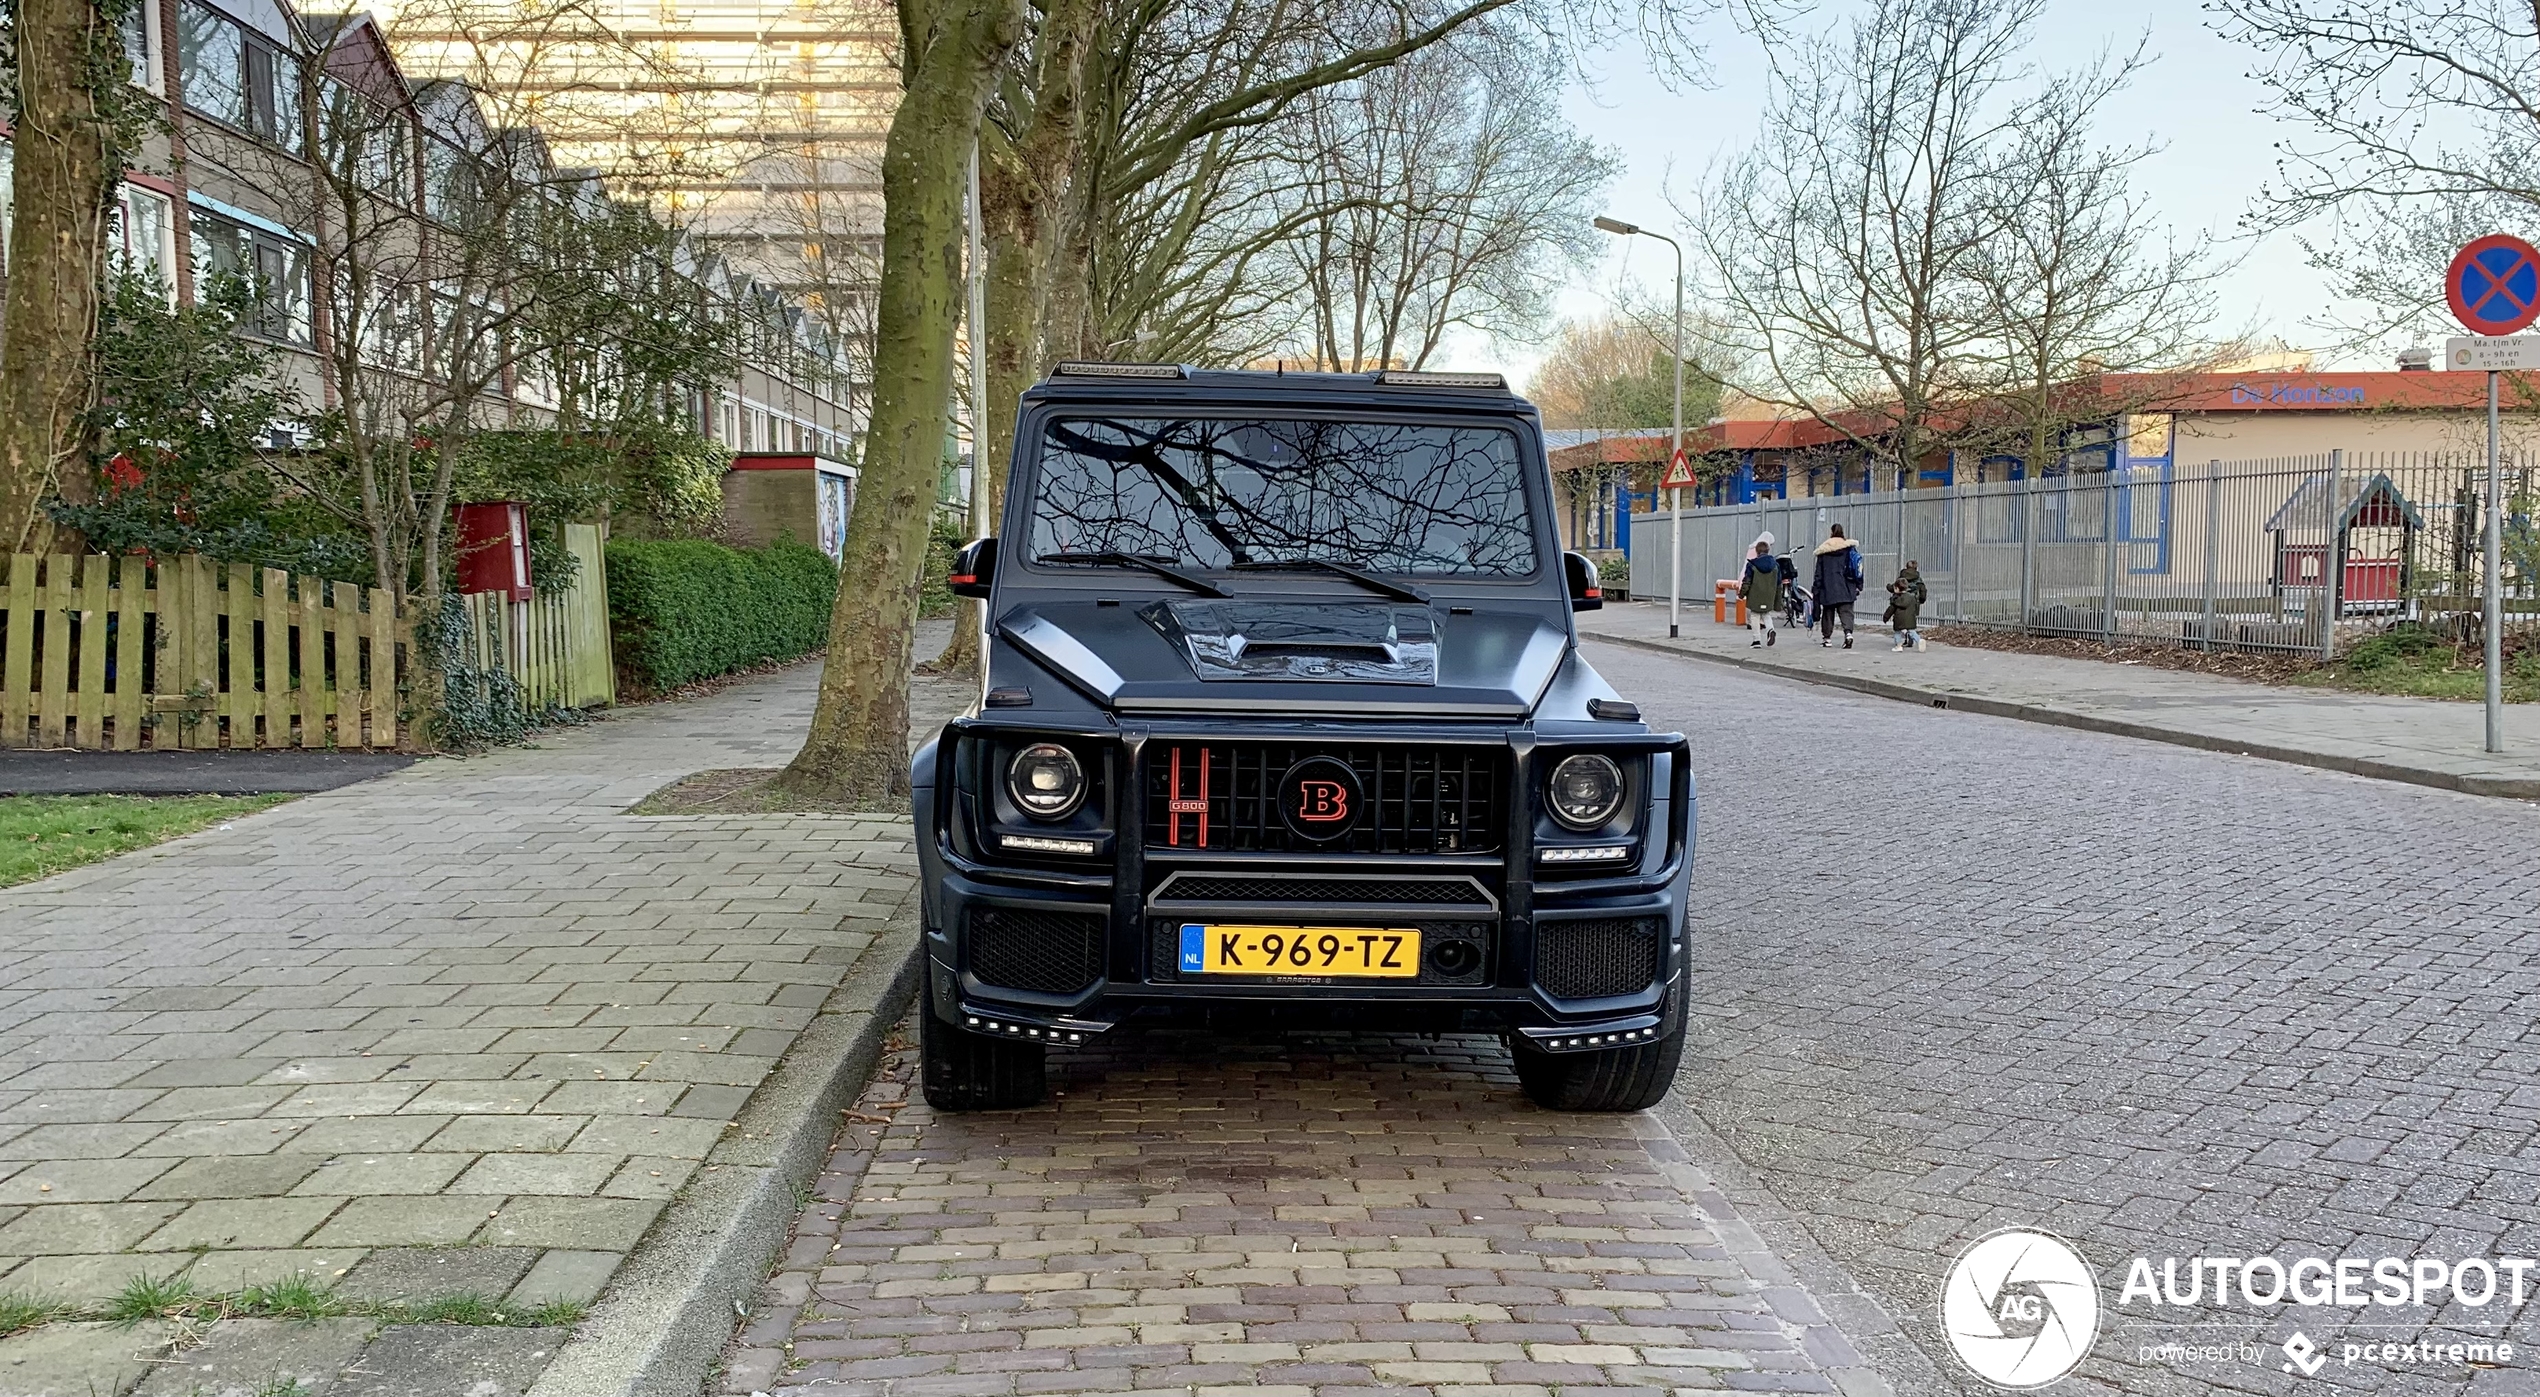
xmin=1296 ymin=781 xmax=1349 ymax=821
xmin=1279 ymin=758 xmax=1363 ymax=842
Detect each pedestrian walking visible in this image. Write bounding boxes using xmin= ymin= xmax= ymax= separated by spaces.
xmin=1884 ymin=560 xmax=1928 ymax=651
xmin=1811 ymin=525 xmax=1864 ymax=648
xmin=1738 ymin=533 xmax=1788 ymax=647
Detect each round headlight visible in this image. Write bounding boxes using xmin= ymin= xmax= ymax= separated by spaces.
xmin=1547 ymin=754 xmax=1625 ymax=831
xmin=1006 ymin=743 xmax=1087 ymax=820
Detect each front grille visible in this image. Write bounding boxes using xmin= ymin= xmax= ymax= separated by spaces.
xmin=1154 ymin=873 xmax=1493 ymax=907
xmin=967 ymin=907 xmax=1105 ymax=995
xmin=1144 ymin=742 xmax=1503 ymax=854
xmin=1534 ymin=916 xmax=1662 ymax=1000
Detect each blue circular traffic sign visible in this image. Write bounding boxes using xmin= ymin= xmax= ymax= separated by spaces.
xmin=2448 ymin=235 xmax=2540 ymax=335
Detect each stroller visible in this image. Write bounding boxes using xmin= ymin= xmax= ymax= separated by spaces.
xmin=1785 ymin=580 xmax=1813 ymax=631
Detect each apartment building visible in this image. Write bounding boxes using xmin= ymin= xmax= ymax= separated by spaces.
xmin=382 ymin=0 xmax=894 ymax=312
xmin=0 ymin=0 xmax=859 ymax=458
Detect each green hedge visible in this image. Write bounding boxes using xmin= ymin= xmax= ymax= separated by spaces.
xmin=606 ymin=539 xmax=837 ymax=693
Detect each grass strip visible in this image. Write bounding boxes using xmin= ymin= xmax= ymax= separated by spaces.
xmin=0 ymin=1273 xmax=586 ymax=1338
xmin=0 ymin=793 xmax=292 ymax=888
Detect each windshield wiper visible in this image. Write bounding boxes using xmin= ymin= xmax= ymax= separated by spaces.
xmin=1035 ymin=550 xmax=1231 ymax=598
xmin=1230 ymin=557 xmax=1430 ymax=604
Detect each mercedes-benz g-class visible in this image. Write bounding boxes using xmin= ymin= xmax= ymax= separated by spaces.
xmin=911 ymin=363 xmax=1693 ymax=1111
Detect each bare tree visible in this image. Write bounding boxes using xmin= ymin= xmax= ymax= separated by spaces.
xmin=2210 ymin=0 xmax=2540 ymax=343
xmin=778 ymin=0 xmax=1025 ymax=805
xmin=1687 ymin=0 xmax=2039 ymax=481
xmin=0 ymin=0 xmax=151 ymax=548
xmin=1273 ymin=28 xmax=1615 ymax=370
xmin=1529 ymin=313 xmax=1719 ymax=430
xmin=1690 ymin=0 xmax=2219 ymax=481
xmin=1957 ymin=42 xmax=2229 ymax=471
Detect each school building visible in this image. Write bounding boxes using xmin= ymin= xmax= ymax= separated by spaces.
xmin=1548 ymin=358 xmax=2528 ymax=556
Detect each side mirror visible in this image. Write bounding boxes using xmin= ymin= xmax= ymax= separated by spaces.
xmin=1563 ymin=551 xmax=1603 ymax=612
xmin=949 ymin=537 xmax=998 ymax=599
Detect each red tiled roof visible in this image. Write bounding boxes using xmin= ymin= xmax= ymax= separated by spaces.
xmin=1546 ymin=370 xmax=2498 ymax=471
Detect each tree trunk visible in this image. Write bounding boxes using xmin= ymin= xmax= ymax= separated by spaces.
xmin=0 ymin=0 xmax=115 ymax=551
xmin=924 ymin=0 xmax=1093 ymax=676
xmin=783 ymin=0 xmax=1022 ymax=807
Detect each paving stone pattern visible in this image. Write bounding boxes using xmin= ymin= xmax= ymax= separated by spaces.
xmin=721 ymin=1021 xmax=1885 ymax=1397
xmin=1585 ymin=639 xmax=2540 ymax=1397
xmin=0 ymin=649 xmax=960 ymax=1393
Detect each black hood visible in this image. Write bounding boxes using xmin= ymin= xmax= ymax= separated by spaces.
xmin=998 ymin=598 xmax=1568 ymax=717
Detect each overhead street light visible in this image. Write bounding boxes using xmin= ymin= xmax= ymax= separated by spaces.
xmin=1594 ymin=214 xmax=1686 ymax=637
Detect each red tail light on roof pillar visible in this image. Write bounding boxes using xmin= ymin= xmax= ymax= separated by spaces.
xmin=453 ymin=502 xmax=533 ymax=600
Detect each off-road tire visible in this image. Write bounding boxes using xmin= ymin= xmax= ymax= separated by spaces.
xmin=1512 ymin=963 xmax=1689 ymax=1112
xmin=920 ymin=1003 xmax=1046 ymax=1111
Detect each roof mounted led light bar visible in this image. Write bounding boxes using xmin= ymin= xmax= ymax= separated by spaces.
xmin=1375 ymin=370 xmax=1509 ymax=390
xmin=1053 ymin=361 xmax=1188 ymax=379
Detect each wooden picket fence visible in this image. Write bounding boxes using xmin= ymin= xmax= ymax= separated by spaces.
xmin=447 ymin=523 xmax=615 ymax=711
xmin=0 ymin=553 xmax=413 ymax=751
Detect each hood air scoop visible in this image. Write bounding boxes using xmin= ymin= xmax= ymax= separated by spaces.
xmin=1143 ymin=600 xmax=1436 ymax=684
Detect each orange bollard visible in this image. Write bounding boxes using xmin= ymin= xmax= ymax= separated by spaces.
xmin=1713 ymin=581 xmax=1746 ymax=626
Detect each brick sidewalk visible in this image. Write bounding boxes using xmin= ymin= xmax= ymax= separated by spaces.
xmin=0 ymin=641 xmax=961 ymax=1394
xmin=1580 ymin=600 xmax=2540 ymax=799
xmin=720 ymin=1023 xmax=1888 ymax=1397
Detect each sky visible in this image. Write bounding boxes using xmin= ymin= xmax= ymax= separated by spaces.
xmin=1471 ymin=0 xmax=2388 ymax=393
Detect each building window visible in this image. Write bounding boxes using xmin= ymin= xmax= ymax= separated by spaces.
xmin=111 ymin=187 xmax=180 ymax=297
xmin=123 ymin=0 xmax=164 ymax=94
xmin=720 ymin=399 xmax=739 ymax=448
xmin=177 ymin=2 xmax=301 ymax=152
xmin=423 ymin=137 xmax=474 ymax=222
xmin=748 ymin=407 xmax=768 ymax=451
xmin=320 ymin=81 xmax=413 ymax=205
xmin=190 ymin=208 xmax=312 ymax=344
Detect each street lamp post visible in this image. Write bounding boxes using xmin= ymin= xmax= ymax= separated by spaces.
xmin=1594 ymin=216 xmax=1685 ymax=637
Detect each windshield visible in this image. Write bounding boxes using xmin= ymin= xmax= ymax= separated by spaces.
xmin=1027 ymin=416 xmax=1538 ymax=577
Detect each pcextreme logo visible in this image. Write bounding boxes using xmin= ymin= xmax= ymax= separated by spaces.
xmin=1942 ymin=1229 xmax=2102 ymax=1388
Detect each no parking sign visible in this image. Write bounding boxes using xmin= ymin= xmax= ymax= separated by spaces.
xmin=2446 ymin=234 xmax=2540 ymax=336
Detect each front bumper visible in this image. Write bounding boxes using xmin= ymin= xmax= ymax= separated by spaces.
xmin=912 ymin=721 xmax=1695 ymax=1050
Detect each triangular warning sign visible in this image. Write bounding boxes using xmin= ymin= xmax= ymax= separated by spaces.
xmin=1660 ymin=447 xmax=1696 ymax=490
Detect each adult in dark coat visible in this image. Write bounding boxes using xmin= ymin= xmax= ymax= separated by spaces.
xmin=1811 ymin=525 xmax=1863 ymax=648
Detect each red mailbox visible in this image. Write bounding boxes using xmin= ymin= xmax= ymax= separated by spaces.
xmin=453 ymin=501 xmax=532 ymax=599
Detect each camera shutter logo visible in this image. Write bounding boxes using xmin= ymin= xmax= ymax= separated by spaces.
xmin=1941 ymin=1229 xmax=2101 ymax=1388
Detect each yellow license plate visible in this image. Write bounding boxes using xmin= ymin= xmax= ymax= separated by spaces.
xmin=1179 ymin=924 xmax=1421 ymax=977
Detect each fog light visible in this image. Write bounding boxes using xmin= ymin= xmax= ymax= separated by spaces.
xmin=1427 ymin=939 xmax=1482 ymax=976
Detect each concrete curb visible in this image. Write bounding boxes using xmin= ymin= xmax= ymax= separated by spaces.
xmin=1583 ymin=631 xmax=2540 ymax=803
xmin=527 ymin=902 xmax=925 ymax=1397
xmin=1645 ymin=1101 xmax=1946 ymax=1397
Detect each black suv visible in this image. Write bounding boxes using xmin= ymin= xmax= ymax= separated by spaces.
xmin=912 ymin=364 xmax=1693 ymax=1112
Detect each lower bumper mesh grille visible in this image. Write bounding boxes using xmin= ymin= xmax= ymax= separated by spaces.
xmin=1534 ymin=917 xmax=1663 ymax=1000
xmin=967 ymin=906 xmax=1105 ymax=995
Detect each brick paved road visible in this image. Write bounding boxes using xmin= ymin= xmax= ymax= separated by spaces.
xmin=722 ymin=1023 xmax=1888 ymax=1397
xmin=1584 ymin=638 xmax=2540 ymax=1397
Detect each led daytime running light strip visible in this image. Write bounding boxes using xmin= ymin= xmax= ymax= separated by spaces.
xmin=1539 ymin=844 xmax=1630 ymax=862
xmin=965 ymin=1015 xmax=1084 ymax=1044
xmin=1541 ymin=1026 xmax=1664 ymax=1050
xmin=1001 ymin=833 xmax=1097 ymax=856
